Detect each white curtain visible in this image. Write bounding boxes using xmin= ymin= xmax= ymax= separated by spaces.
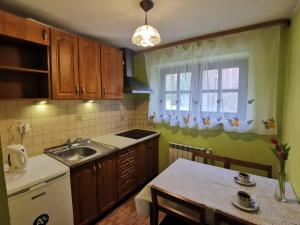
xmin=145 ymin=26 xmax=282 ymax=135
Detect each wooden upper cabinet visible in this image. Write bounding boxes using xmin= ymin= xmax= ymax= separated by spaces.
xmin=78 ymin=37 xmax=101 ymax=99
xmin=50 ymin=29 xmax=79 ymax=99
xmin=0 ymin=10 xmax=49 ymax=45
xmin=101 ymin=45 xmax=123 ymax=99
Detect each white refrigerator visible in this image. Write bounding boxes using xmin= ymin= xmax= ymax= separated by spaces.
xmin=5 ymin=154 xmax=74 ymax=225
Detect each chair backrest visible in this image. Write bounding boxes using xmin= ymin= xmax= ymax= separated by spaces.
xmin=192 ymin=151 xmax=230 ymax=169
xmin=214 ymin=210 xmax=256 ymax=225
xmin=151 ymin=185 xmax=206 ymax=225
xmin=229 ymin=158 xmax=272 ymax=178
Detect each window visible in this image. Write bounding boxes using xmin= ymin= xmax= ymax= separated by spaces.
xmin=162 ymin=69 xmax=192 ymax=113
xmin=161 ymin=59 xmax=248 ymax=119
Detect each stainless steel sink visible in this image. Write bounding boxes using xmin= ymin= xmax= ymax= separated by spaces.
xmin=55 ymin=147 xmax=97 ymax=161
xmin=45 ymin=139 xmax=118 ymax=167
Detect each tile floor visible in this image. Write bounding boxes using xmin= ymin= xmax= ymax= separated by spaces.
xmin=95 ymin=194 xmax=164 ymax=225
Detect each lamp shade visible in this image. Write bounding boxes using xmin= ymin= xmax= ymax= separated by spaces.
xmin=132 ymin=24 xmax=161 ymax=47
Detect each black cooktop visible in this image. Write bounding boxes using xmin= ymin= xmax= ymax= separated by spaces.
xmin=115 ymin=129 xmax=157 ymax=140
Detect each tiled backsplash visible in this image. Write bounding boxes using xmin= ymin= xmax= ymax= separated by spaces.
xmin=0 ymin=99 xmax=150 ymax=159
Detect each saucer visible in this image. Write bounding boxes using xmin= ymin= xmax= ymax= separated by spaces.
xmin=231 ymin=197 xmax=259 ymax=212
xmin=234 ymin=176 xmax=256 ymax=187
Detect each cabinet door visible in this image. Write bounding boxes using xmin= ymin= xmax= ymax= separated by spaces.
xmin=97 ymin=153 xmax=117 ymax=214
xmin=71 ymin=162 xmax=98 ymax=225
xmin=147 ymin=138 xmax=159 ymax=178
xmin=101 ymin=45 xmax=123 ymax=99
xmin=0 ymin=10 xmax=50 ymax=45
xmin=138 ymin=142 xmax=149 ymax=185
xmin=78 ymin=37 xmax=101 ymax=99
xmin=50 ymin=28 xmax=79 ymax=99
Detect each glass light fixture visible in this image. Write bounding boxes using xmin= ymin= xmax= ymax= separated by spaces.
xmin=132 ymin=0 xmax=161 ymax=47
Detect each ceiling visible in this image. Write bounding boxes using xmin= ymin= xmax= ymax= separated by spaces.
xmin=0 ymin=0 xmax=299 ymax=50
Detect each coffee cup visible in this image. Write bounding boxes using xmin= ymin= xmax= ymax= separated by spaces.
xmin=238 ymin=172 xmax=250 ymax=183
xmin=237 ymin=191 xmax=253 ymax=208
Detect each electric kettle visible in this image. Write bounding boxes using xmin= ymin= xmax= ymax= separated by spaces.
xmin=7 ymin=144 xmax=28 ymax=172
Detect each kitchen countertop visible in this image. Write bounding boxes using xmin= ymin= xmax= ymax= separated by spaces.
xmin=45 ymin=129 xmax=160 ymax=168
xmin=92 ymin=129 xmax=160 ymax=149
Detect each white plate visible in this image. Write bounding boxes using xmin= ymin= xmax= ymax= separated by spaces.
xmin=234 ymin=176 xmax=256 ymax=187
xmin=231 ymin=197 xmax=259 ymax=212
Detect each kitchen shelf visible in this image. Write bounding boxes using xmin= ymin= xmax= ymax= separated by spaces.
xmin=0 ymin=65 xmax=48 ymax=74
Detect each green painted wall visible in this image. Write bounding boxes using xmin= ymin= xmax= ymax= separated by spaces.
xmin=155 ymin=125 xmax=278 ymax=176
xmin=282 ymin=7 xmax=300 ymax=200
xmin=0 ymin=143 xmax=10 ymax=225
xmin=134 ymin=53 xmax=282 ymax=177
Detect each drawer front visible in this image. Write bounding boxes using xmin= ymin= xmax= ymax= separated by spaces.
xmin=0 ymin=10 xmax=50 ymax=45
xmin=118 ymin=173 xmax=137 ymax=199
xmin=118 ymin=155 xmax=135 ymax=168
xmin=118 ymin=165 xmax=136 ymax=180
xmin=118 ymin=159 xmax=136 ymax=172
xmin=117 ymin=147 xmax=136 ymax=160
xmin=117 ymin=146 xmax=137 ymax=169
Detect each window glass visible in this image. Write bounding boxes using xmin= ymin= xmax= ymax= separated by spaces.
xmin=165 ymin=74 xmax=177 ymax=91
xmin=180 ymin=93 xmax=190 ymax=111
xmin=162 ymin=59 xmax=247 ymax=119
xmin=221 ymin=68 xmax=239 ymax=89
xmin=202 ymin=69 xmax=218 ymax=90
xmin=180 ymin=72 xmax=192 ymax=91
xmin=166 ymin=93 xmax=177 ymax=110
xmin=202 ymin=92 xmax=218 ymax=112
xmin=221 ymin=92 xmax=238 ymax=113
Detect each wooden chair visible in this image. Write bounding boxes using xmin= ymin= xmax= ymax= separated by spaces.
xmin=151 ymin=185 xmax=206 ymax=225
xmin=228 ymin=158 xmax=272 ymax=178
xmin=214 ymin=210 xmax=256 ymax=225
xmin=192 ymin=151 xmax=230 ymax=169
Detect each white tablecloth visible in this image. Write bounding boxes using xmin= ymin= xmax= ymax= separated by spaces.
xmin=135 ymin=158 xmax=300 ymax=225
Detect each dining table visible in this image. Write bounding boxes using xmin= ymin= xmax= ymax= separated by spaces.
xmin=135 ymin=158 xmax=300 ymax=225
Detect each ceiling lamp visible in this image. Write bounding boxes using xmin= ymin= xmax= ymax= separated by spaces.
xmin=132 ymin=0 xmax=161 ymax=47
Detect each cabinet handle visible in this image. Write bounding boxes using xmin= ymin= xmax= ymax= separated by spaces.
xmin=42 ymin=30 xmax=48 ymax=42
xmin=80 ymin=85 xmax=85 ymax=95
xmin=103 ymin=87 xmax=107 ymax=95
xmin=75 ymin=84 xmax=80 ymax=95
xmin=98 ymin=163 xmax=101 ymax=170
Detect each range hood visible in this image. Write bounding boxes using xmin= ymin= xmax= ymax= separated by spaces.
xmin=122 ymin=48 xmax=152 ymax=94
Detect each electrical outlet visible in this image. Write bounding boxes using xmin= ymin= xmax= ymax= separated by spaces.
xmin=19 ymin=122 xmax=30 ymax=135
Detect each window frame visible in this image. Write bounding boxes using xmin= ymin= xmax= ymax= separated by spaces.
xmin=200 ymin=59 xmax=248 ymax=120
xmin=160 ymin=58 xmax=248 ymax=120
xmin=160 ymin=66 xmax=192 ymax=115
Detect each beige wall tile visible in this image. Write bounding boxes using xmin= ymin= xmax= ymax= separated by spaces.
xmin=0 ymin=99 xmax=152 ymax=161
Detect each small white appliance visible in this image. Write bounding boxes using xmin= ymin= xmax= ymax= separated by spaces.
xmin=5 ymin=154 xmax=74 ymax=225
xmin=7 ymin=144 xmax=28 ymax=172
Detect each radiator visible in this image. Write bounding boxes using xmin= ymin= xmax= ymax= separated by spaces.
xmin=168 ymin=142 xmax=212 ymax=165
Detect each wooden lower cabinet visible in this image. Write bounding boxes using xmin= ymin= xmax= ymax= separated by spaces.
xmin=71 ymin=155 xmax=118 ymax=225
xmin=70 ymin=137 xmax=159 ymax=225
xmin=96 ymin=153 xmax=118 ymax=214
xmin=137 ymin=142 xmax=149 ymax=185
xmin=117 ymin=145 xmax=138 ymax=200
xmin=137 ymin=137 xmax=159 ymax=185
xmin=71 ymin=161 xmax=98 ymax=225
xmin=146 ymin=137 xmax=159 ymax=178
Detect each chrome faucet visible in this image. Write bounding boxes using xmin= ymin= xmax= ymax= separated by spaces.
xmin=65 ymin=138 xmax=83 ymax=149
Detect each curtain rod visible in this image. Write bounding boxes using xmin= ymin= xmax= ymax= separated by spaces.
xmin=136 ymin=18 xmax=290 ymax=54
